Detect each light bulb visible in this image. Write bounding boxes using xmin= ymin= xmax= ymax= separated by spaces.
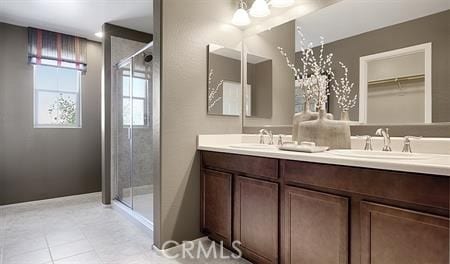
xmin=270 ymin=0 xmax=295 ymax=8
xmin=249 ymin=0 xmax=270 ymax=18
xmin=232 ymin=7 xmax=251 ymax=26
xmin=94 ymin=31 xmax=104 ymax=38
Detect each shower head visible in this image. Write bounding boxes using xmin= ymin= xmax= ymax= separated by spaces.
xmin=144 ymin=53 xmax=153 ymax=63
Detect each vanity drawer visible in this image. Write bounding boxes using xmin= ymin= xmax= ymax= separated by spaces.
xmin=201 ymin=151 xmax=279 ymax=180
xmin=282 ymin=160 xmax=449 ymax=210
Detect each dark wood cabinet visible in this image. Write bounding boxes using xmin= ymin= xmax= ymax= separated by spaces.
xmin=283 ymin=186 xmax=349 ymax=264
xmin=200 ymin=151 xmax=449 ymax=264
xmin=234 ymin=176 xmax=279 ymax=264
xmin=201 ymin=169 xmax=232 ymax=246
xmin=360 ymin=201 xmax=449 ymax=264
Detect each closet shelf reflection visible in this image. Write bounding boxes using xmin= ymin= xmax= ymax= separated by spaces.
xmin=368 ymin=74 xmax=425 ymax=86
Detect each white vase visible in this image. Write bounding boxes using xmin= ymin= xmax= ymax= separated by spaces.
xmin=298 ymin=108 xmax=351 ymax=149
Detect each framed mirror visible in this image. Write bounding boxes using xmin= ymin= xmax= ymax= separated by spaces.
xmin=207 ymin=43 xmax=242 ymax=116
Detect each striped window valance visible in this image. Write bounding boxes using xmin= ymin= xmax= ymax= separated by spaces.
xmin=28 ymin=28 xmax=88 ymax=72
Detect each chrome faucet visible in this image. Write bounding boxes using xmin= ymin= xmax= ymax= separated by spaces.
xmin=358 ymin=135 xmax=373 ymax=151
xmin=259 ymin=129 xmax=273 ymax=145
xmin=402 ymin=136 xmax=422 ymax=153
xmin=376 ymin=128 xmax=392 ymax=151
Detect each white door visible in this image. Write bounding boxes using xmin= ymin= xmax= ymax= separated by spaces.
xmin=222 ymin=81 xmax=241 ymax=116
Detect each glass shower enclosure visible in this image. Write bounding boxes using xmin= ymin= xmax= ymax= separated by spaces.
xmin=114 ymin=43 xmax=154 ymax=224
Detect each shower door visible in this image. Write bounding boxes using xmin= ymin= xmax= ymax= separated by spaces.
xmin=116 ymin=49 xmax=153 ymax=222
xmin=131 ymin=51 xmax=153 ymax=221
xmin=117 ymin=60 xmax=133 ymax=208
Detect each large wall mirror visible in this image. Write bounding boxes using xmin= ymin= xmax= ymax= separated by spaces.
xmin=242 ymin=0 xmax=449 ymax=129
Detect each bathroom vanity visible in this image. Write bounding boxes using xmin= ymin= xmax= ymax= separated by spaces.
xmin=198 ymin=135 xmax=450 ymax=264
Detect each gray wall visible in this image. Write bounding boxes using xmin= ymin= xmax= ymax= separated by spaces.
xmin=158 ymin=0 xmax=243 ymax=247
xmin=248 ymin=60 xmax=273 ymax=118
xmin=244 ymin=20 xmax=295 ymax=126
xmin=296 ymin=10 xmax=450 ymax=122
xmin=0 ymin=22 xmax=102 ymax=205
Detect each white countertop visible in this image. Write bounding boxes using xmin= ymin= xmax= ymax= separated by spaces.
xmin=197 ymin=134 xmax=450 ymax=176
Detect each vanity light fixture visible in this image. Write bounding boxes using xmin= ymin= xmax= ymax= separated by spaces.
xmin=249 ymin=0 xmax=271 ymax=18
xmin=94 ymin=31 xmax=104 ymax=38
xmin=232 ymin=0 xmax=251 ymax=26
xmin=270 ymin=0 xmax=295 ymax=8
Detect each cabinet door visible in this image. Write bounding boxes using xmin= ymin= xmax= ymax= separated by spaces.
xmin=284 ymin=186 xmax=349 ymax=264
xmin=201 ymin=169 xmax=232 ymax=246
xmin=361 ymin=202 xmax=449 ymax=264
xmin=234 ymin=176 xmax=279 ymax=264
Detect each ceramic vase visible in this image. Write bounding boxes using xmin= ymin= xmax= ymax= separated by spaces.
xmin=292 ymin=101 xmax=317 ymax=142
xmin=293 ymin=101 xmax=334 ymax=142
xmin=298 ymin=108 xmax=351 ymax=149
xmin=340 ymin=111 xmax=350 ymax=121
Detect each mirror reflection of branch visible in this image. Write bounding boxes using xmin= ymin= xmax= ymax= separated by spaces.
xmin=332 ymin=62 xmax=357 ymax=112
xmin=48 ymin=94 xmax=76 ymax=125
xmin=307 ymin=36 xmax=334 ymax=109
xmin=279 ymin=27 xmax=334 ymax=109
xmin=208 ymin=69 xmax=223 ymax=111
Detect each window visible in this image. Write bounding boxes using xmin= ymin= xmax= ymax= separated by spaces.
xmin=34 ymin=65 xmax=81 ymax=128
xmin=122 ymin=71 xmax=149 ymax=127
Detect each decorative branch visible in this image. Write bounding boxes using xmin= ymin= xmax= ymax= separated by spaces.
xmin=306 ymin=37 xmax=334 ymax=110
xmin=279 ymin=27 xmax=335 ymax=110
xmin=208 ymin=69 xmax=223 ymax=111
xmin=332 ymin=62 xmax=357 ymax=112
xmin=278 ymin=27 xmax=315 ymax=105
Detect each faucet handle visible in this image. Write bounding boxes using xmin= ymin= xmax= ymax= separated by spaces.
xmin=357 ymin=135 xmax=373 ymax=151
xmin=268 ymin=131 xmax=274 ymax=145
xmin=277 ymin=135 xmax=285 ymax=146
xmin=402 ymin=136 xmax=422 ymax=153
xmin=375 ymin=128 xmax=383 ymax=136
xmin=259 ymin=129 xmax=265 ymax=144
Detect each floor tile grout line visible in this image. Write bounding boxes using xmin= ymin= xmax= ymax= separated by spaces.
xmin=0 ymin=246 xmax=4 ymax=264
xmin=44 ymin=234 xmax=54 ymax=263
xmin=52 ymin=249 xmax=98 ymax=263
xmin=71 ymin=232 xmax=103 ymax=263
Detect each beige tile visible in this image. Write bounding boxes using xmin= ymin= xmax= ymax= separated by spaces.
xmin=53 ymin=251 xmax=101 ymax=264
xmin=95 ymin=241 xmax=146 ymax=263
xmin=50 ymin=239 xmax=93 ymax=260
xmin=46 ymin=229 xmax=86 ymax=247
xmin=3 ymin=248 xmax=52 ymax=264
xmin=2 ymin=237 xmax=48 ymax=258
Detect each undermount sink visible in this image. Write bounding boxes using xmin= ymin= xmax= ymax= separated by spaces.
xmin=229 ymin=143 xmax=278 ymax=150
xmin=329 ymin=149 xmax=436 ymax=160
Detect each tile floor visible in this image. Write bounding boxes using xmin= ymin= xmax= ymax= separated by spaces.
xmin=0 ymin=193 xmax=249 ymax=264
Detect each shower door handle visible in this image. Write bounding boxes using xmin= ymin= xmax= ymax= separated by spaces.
xmin=127 ymin=127 xmax=132 ymax=140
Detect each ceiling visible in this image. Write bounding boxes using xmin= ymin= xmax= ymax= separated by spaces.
xmin=0 ymin=0 xmax=153 ymax=41
xmin=295 ymin=0 xmax=450 ymax=50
